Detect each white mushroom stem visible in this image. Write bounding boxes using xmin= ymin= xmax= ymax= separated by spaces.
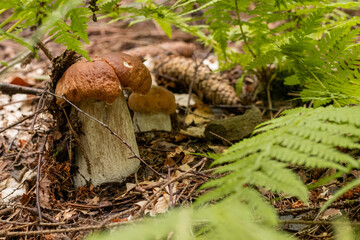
xmin=133 ymin=112 xmax=172 ymax=132
xmin=73 ymin=94 xmax=139 ymax=187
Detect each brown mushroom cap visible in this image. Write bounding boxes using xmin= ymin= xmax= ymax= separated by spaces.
xmin=55 ymin=59 xmax=121 ymax=104
xmin=101 ymin=53 xmax=152 ymax=95
xmin=128 ymin=86 xmax=177 ymax=114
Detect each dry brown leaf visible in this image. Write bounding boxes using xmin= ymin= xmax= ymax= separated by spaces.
xmin=319 ymin=208 xmax=342 ymax=220
xmin=39 ymin=177 xmax=52 ymax=209
xmin=62 ymin=209 xmax=77 ymax=221
xmin=185 ymin=107 xmax=213 ymax=125
xmin=179 ymin=126 xmax=205 ymax=138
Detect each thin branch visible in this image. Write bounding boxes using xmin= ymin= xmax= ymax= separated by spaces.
xmin=0 ymin=203 xmax=57 ymax=223
xmin=207 ymin=130 xmax=233 ymax=146
xmin=0 ymin=108 xmax=47 ymax=134
xmin=0 ymin=219 xmax=65 ymax=226
xmin=134 ymin=158 xmax=207 ymax=218
xmin=0 ymin=82 xmax=44 ymax=95
xmin=266 ymin=73 xmax=276 ymax=119
xmin=100 ymin=206 xmax=139 ymax=227
xmin=0 ymin=96 xmax=40 ymax=109
xmin=185 ymin=49 xmax=213 ymax=117
xmin=280 ymin=219 xmax=360 ymax=227
xmin=0 ymin=221 xmax=131 ymax=237
xmin=61 ymin=107 xmax=92 ymax=175
xmin=36 ymin=134 xmax=48 ymax=222
xmin=30 ymin=93 xmax=46 ymax=131
xmin=234 ymin=0 xmax=256 ymax=59
xmin=37 ymin=40 xmax=53 ymax=61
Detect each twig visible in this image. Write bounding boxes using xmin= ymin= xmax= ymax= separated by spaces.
xmin=266 ymin=73 xmax=276 ymax=119
xmin=0 ymin=204 xmax=56 ymax=223
xmin=61 ymin=107 xmax=92 ymax=175
xmin=0 ymin=82 xmax=44 ymax=95
xmin=0 ymin=221 xmax=131 ymax=237
xmin=175 ymin=181 xmax=191 ymax=205
xmin=185 ymin=49 xmax=213 ymax=118
xmin=208 ymin=130 xmax=233 ymax=145
xmin=30 ymin=93 xmax=46 ymax=131
xmin=100 ymin=206 xmax=139 ymax=227
xmin=167 ymin=167 xmax=174 ymax=208
xmin=36 ymin=134 xmax=49 ymax=222
xmin=273 ymin=107 xmax=284 ymax=119
xmin=134 ymin=158 xmax=207 ymax=218
xmin=280 ymin=219 xmax=360 ymax=227
xmin=0 ymin=108 xmax=47 ymax=134
xmin=9 ymin=133 xmax=35 ymax=168
xmin=184 ymin=182 xmax=202 ymax=203
xmin=37 ymin=40 xmax=53 ymax=62
xmin=0 ymin=219 xmax=65 ymax=226
xmin=1 ymin=222 xmax=37 ymax=233
xmin=0 ymin=50 xmax=32 ymax=76
xmin=210 ymin=104 xmax=292 ymax=112
xmin=0 ymin=96 xmax=40 ymax=109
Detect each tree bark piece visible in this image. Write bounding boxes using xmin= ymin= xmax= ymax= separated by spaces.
xmin=73 ymin=95 xmax=140 ymax=187
xmin=204 ymin=107 xmax=262 ymax=142
xmin=153 ymin=55 xmax=243 ymax=105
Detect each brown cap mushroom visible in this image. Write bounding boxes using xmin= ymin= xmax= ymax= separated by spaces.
xmin=55 ymin=53 xmax=152 ymax=105
xmin=128 ymin=86 xmax=177 ymax=132
xmin=128 ymin=85 xmax=177 ymax=114
xmin=53 ymin=53 xmax=152 ymax=187
xmin=55 ymin=59 xmax=120 ymax=105
xmin=101 ymin=53 xmax=152 ymax=95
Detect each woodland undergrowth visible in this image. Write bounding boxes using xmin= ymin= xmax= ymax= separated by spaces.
xmin=1 ymin=0 xmax=360 ymax=239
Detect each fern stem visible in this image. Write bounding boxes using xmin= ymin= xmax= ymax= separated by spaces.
xmin=0 ymin=12 xmax=15 ymax=28
xmin=267 ymin=73 xmax=277 ymax=119
xmin=234 ymin=0 xmax=256 ymax=59
xmin=0 ymin=9 xmax=6 ymax=15
xmin=0 ymin=14 xmax=29 ymax=41
xmin=37 ymin=40 xmax=53 ymax=61
xmin=302 ymin=62 xmax=341 ymax=107
xmin=7 ymin=14 xmax=28 ymax=33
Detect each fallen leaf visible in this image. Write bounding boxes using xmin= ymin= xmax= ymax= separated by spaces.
xmin=62 ymin=209 xmax=77 ymax=221
xmin=179 ymin=126 xmax=205 ymax=139
xmin=18 ymin=139 xmax=27 ymax=147
xmin=126 ymin=183 xmax=136 ymax=192
xmin=208 ymin=145 xmax=227 ymax=154
xmin=185 ymin=107 xmax=213 ymax=125
xmin=164 ymin=157 xmax=176 ymax=167
xmin=319 ymin=208 xmax=342 ymax=220
xmin=9 ymin=75 xmax=29 ymax=87
xmin=39 ymin=177 xmax=52 ymax=209
xmin=149 ymin=194 xmax=170 ymax=216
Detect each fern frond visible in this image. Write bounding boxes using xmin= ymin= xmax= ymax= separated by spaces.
xmin=200 ymin=106 xmax=360 ymax=207
xmin=68 ymin=7 xmax=90 ymax=44
xmin=87 ymin=197 xmax=290 ymax=240
xmin=49 ymin=20 xmax=89 ymax=59
xmin=281 ymin=23 xmax=360 ymax=106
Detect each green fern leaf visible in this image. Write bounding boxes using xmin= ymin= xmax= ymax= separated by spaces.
xmin=200 ymin=106 xmax=360 ymax=207
xmin=69 ymin=7 xmax=90 ymax=44
xmin=49 ymin=20 xmax=89 ymax=59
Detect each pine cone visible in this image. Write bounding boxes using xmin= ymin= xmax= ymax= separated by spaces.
xmin=154 ymin=55 xmax=242 ymax=105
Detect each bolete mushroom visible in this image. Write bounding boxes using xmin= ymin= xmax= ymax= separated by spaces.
xmin=128 ymin=86 xmax=176 ymax=132
xmin=55 ymin=53 xmax=151 ymax=187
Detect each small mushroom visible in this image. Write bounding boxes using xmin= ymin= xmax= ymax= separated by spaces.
xmin=55 ymin=53 xmax=151 ymax=187
xmin=128 ymin=86 xmax=176 ymax=132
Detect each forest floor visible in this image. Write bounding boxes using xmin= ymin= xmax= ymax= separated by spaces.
xmin=1 ymin=17 xmax=359 ymax=240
